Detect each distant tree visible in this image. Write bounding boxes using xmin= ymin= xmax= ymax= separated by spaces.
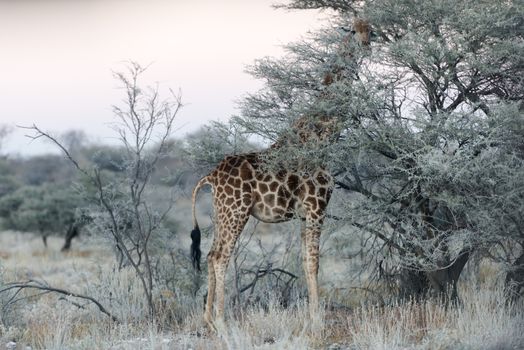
xmin=151 ymin=138 xmax=193 ymax=188
xmin=82 ymin=145 xmax=127 ymax=172
xmin=238 ymin=0 xmax=523 ymax=301
xmin=60 ymin=129 xmax=88 ymax=156
xmin=0 ymin=124 xmax=12 ymax=155
xmin=0 ymin=184 xmax=85 ymax=249
xmin=0 ymin=159 xmax=20 ymax=199
xmin=0 ymin=174 xmax=19 ymax=199
xmin=16 ymin=154 xmax=75 ymax=186
xmin=0 ymin=186 xmax=51 ymax=238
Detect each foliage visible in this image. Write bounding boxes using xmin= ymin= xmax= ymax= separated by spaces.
xmin=184 ymin=120 xmax=257 ymax=174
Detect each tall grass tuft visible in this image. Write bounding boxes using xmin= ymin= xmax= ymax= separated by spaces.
xmin=348 ymin=281 xmax=524 ymax=350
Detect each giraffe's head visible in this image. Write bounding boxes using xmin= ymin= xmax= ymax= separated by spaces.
xmin=291 ymin=115 xmax=340 ymax=144
xmin=352 ymin=18 xmax=371 ymax=46
xmin=323 ymin=18 xmax=371 ymax=86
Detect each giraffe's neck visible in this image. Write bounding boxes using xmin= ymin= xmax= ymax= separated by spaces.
xmin=268 ymin=138 xmax=290 ymax=150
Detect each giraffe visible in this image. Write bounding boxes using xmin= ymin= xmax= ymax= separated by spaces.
xmin=190 ymin=18 xmax=371 ymax=330
xmin=323 ymin=18 xmax=371 ymax=86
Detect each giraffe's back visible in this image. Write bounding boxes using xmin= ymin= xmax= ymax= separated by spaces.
xmin=209 ymin=153 xmax=333 ymax=224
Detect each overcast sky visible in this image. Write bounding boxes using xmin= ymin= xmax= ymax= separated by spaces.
xmin=0 ymin=0 xmax=325 ymax=156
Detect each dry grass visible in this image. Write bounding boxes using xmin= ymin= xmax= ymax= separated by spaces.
xmin=1 ymin=230 xmax=523 ymax=349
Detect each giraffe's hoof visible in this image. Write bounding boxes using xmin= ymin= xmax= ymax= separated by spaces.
xmin=204 ymin=314 xmax=217 ymax=333
xmin=206 ymin=321 xmax=217 ymax=333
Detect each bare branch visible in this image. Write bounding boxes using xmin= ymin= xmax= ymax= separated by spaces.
xmin=1 ymin=280 xmax=119 ymax=323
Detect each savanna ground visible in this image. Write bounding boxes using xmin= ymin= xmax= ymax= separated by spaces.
xmin=1 ymin=219 xmax=522 ymax=349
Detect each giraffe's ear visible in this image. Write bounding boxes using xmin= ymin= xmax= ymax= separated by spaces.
xmin=353 ymin=18 xmax=371 ymax=46
xmin=353 ymin=18 xmax=370 ymax=32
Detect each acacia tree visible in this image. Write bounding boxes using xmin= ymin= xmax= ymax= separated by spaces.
xmin=0 ymin=184 xmax=85 ymax=249
xmin=237 ymin=0 xmax=524 ymax=300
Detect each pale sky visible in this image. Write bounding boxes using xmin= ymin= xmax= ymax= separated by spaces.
xmin=0 ymin=0 xmax=325 ymax=156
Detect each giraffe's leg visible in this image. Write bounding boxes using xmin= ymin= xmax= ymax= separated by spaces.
xmin=301 ymin=219 xmax=322 ymax=318
xmin=212 ymin=214 xmax=249 ymax=323
xmin=203 ymin=239 xmax=218 ymax=329
xmin=300 ymin=219 xmax=307 ymax=281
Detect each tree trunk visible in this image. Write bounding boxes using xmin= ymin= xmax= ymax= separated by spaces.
xmin=398 ymin=269 xmax=430 ymax=301
xmin=505 ymin=248 xmax=524 ymax=301
xmin=61 ymin=224 xmax=79 ymax=252
xmin=398 ymin=250 xmax=470 ymax=303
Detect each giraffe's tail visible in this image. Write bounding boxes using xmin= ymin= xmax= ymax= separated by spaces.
xmin=190 ymin=175 xmax=212 ymax=272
